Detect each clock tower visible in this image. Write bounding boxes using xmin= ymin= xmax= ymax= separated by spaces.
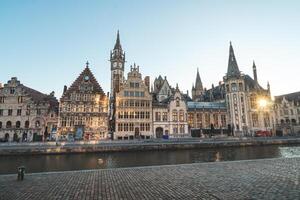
xmin=109 ymin=31 xmax=125 ymax=137
xmin=110 ymin=30 xmax=125 ymax=95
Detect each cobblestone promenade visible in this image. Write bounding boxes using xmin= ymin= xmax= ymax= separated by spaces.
xmin=0 ymin=158 xmax=299 ymax=200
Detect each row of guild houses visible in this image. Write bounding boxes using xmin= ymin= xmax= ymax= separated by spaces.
xmin=1 ymin=32 xmax=297 ymax=141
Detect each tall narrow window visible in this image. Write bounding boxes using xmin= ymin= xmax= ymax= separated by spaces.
xmin=179 ymin=110 xmax=184 ymax=122
xmin=16 ymin=121 xmax=21 ymax=128
xmin=25 ymin=121 xmax=29 ymax=128
xmin=18 ymin=96 xmax=23 ymax=103
xmin=6 ymin=121 xmax=12 ymax=128
xmin=176 ymin=98 xmax=180 ymax=107
xmin=172 ymin=111 xmax=178 ymax=121
xmin=162 ymin=112 xmax=168 ymax=121
xmin=155 ymin=112 xmax=161 ymax=121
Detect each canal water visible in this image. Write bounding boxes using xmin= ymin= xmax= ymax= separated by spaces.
xmin=0 ymin=145 xmax=300 ymax=174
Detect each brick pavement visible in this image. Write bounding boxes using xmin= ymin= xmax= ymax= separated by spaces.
xmin=0 ymin=157 xmax=299 ymax=200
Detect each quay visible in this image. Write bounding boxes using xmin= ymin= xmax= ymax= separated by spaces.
xmin=0 ymin=157 xmax=299 ymax=199
xmin=0 ymin=137 xmax=300 ymax=155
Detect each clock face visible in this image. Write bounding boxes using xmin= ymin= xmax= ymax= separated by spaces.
xmin=118 ymin=63 xmax=123 ymax=67
xmin=113 ymin=62 xmax=118 ymax=68
xmin=84 ymin=75 xmax=89 ymax=81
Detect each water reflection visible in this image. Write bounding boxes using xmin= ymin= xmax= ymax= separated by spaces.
xmin=279 ymin=146 xmax=300 ymax=158
xmin=0 ymin=145 xmax=299 ymax=174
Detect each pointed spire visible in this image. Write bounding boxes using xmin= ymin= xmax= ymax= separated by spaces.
xmin=114 ymin=30 xmax=122 ymax=50
xmin=253 ymin=60 xmax=258 ymax=82
xmin=253 ymin=60 xmax=256 ymax=69
xmin=227 ymin=42 xmax=240 ymax=78
xmin=86 ymin=61 xmax=89 ymax=68
xmin=195 ymin=68 xmax=203 ymax=91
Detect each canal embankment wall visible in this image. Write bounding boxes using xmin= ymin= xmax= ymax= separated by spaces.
xmin=0 ymin=137 xmax=300 ymax=155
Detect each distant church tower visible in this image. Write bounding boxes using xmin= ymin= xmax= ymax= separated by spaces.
xmin=110 ymin=30 xmax=125 ymax=96
xmin=192 ymin=68 xmax=204 ymax=101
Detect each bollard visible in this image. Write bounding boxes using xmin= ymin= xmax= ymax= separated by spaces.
xmin=17 ymin=166 xmax=25 ymax=181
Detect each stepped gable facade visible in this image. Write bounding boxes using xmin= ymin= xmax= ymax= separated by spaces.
xmin=114 ymin=64 xmax=153 ymax=140
xmin=0 ymin=77 xmax=58 ymax=142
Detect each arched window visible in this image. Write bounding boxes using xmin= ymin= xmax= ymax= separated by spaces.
xmin=35 ymin=120 xmax=40 ymax=128
xmin=6 ymin=121 xmax=12 ymax=128
xmin=16 ymin=121 xmax=21 ymax=128
xmin=179 ymin=110 xmax=184 ymax=122
xmin=25 ymin=121 xmax=30 ymax=128
xmin=239 ymin=83 xmax=243 ymax=91
xmin=0 ymin=121 xmax=2 ymax=129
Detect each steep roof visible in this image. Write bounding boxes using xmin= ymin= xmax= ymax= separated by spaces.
xmin=153 ymin=75 xmax=173 ymax=96
xmin=114 ymin=30 xmax=122 ymax=50
xmin=195 ymin=68 xmax=203 ymax=90
xmin=227 ymin=42 xmax=241 ymax=78
xmin=274 ymin=91 xmax=300 ymax=104
xmin=62 ymin=65 xmax=105 ymax=98
xmin=0 ymin=77 xmax=58 ymax=112
xmin=22 ymin=86 xmax=56 ymax=103
xmin=244 ymin=75 xmax=265 ymax=91
xmin=202 ymin=84 xmax=226 ymax=102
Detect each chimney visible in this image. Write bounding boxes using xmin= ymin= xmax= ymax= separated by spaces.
xmin=144 ymin=76 xmax=150 ymax=92
xmin=50 ymin=91 xmax=55 ymax=97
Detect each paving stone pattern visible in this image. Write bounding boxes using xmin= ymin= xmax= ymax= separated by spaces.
xmin=0 ymin=158 xmax=299 ymax=200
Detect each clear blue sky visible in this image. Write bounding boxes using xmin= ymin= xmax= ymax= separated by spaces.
xmin=1 ymin=0 xmax=300 ymax=98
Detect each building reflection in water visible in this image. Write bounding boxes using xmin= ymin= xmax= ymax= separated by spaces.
xmin=0 ymin=145 xmax=299 ymax=174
